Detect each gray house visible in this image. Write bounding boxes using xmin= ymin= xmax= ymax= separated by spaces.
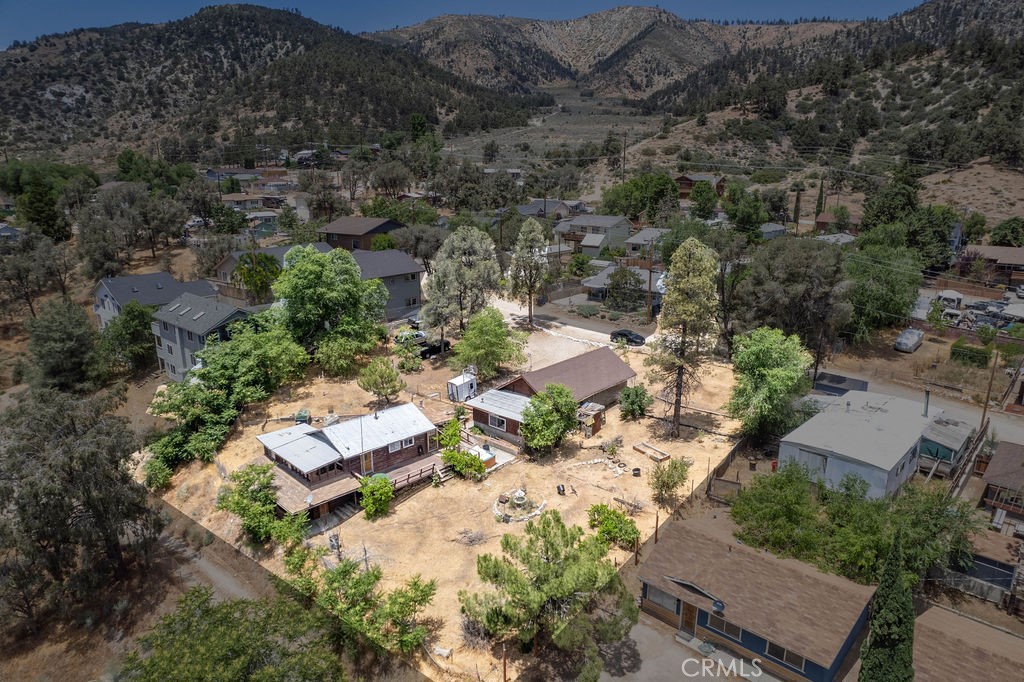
xmin=350 ymin=249 xmax=425 ymax=321
xmin=92 ymin=272 xmax=215 ymax=329
xmin=554 ymin=215 xmax=632 ymax=251
xmin=152 ymin=293 xmax=248 ymax=382
xmin=0 ymin=222 xmax=20 ymax=243
xmin=625 ymin=227 xmax=669 ymax=255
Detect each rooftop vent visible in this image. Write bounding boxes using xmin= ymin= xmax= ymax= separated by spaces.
xmin=178 ymin=306 xmax=192 ymax=316
xmin=131 ymin=287 xmax=139 ymax=293
xmin=167 ymin=303 xmax=180 ymax=312
xmin=192 ymin=311 xmax=205 ymax=321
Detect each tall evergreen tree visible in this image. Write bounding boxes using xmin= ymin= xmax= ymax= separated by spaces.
xmin=860 ymin=532 xmax=915 ymax=682
xmin=508 ymin=218 xmax=548 ymax=325
xmin=815 ymin=180 xmax=825 ymax=219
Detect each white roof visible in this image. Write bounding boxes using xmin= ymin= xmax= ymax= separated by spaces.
xmin=449 ymin=373 xmax=476 ymax=387
xmin=580 ymin=233 xmax=607 ymax=248
xmin=1002 ymin=303 xmax=1024 ymax=320
xmin=782 ymin=391 xmax=936 ymax=471
xmin=320 ymin=403 xmax=436 ymax=459
xmin=255 ymin=424 xmax=340 ymax=475
xmin=466 ymin=390 xmax=531 ymax=422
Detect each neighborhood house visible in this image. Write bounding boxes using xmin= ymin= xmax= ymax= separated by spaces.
xmin=317 ymin=216 xmax=404 ymax=251
xmin=92 ymin=272 xmax=215 ymax=329
xmin=210 ymin=242 xmax=332 ymax=304
xmin=675 ymin=173 xmax=726 ymax=199
xmin=350 ymin=249 xmax=424 ymax=321
xmin=256 ymin=403 xmax=439 ymax=519
xmin=151 ymin=293 xmax=248 ymax=382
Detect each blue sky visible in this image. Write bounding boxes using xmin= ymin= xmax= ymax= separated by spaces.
xmin=0 ymin=1 xmax=924 ymax=49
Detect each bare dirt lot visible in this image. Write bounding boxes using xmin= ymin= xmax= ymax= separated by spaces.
xmin=148 ymin=325 xmax=740 ymax=681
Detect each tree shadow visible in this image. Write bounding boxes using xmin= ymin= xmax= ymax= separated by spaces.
xmin=599 ymin=636 xmax=643 ymax=676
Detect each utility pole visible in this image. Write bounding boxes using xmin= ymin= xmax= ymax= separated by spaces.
xmin=621 ymin=131 xmax=627 ymax=184
xmin=980 ymin=349 xmax=1000 ymax=432
xmin=646 ymin=241 xmax=654 ymax=324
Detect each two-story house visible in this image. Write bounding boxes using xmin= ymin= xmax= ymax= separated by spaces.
xmin=220 ymin=193 xmax=263 ymax=211
xmin=350 ymin=249 xmax=425 ymax=321
xmin=92 ymin=272 xmax=216 ymax=329
xmin=151 ymin=293 xmax=248 ymax=382
xmin=210 ymin=243 xmax=332 ymax=305
xmin=675 ymin=173 xmax=726 ymax=199
xmin=554 ymin=215 xmax=633 ymax=254
xmin=317 ymin=216 xmax=405 ymax=251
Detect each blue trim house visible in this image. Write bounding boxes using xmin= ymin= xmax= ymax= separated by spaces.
xmin=639 ymin=513 xmax=875 ymax=682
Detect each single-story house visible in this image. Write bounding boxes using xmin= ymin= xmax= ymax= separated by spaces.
xmin=759 ymin=222 xmax=788 ymax=240
xmin=504 ymin=345 xmax=636 ymax=407
xmin=0 ymin=222 xmax=21 ymax=243
xmin=554 ymin=215 xmax=632 ymax=251
xmin=93 ymin=272 xmax=216 ymax=329
xmin=675 ymin=173 xmax=726 ymax=199
xmin=582 ymin=264 xmax=665 ymax=314
xmin=152 ymin=293 xmax=248 ymax=382
xmin=960 ymin=244 xmax=1024 ymax=286
xmin=256 ymin=403 xmax=439 ymax=519
xmin=640 ymin=512 xmax=874 ymax=682
xmin=625 ymin=227 xmax=669 ymax=255
xmin=917 ymin=415 xmax=974 ymax=478
xmin=317 ymin=216 xmax=405 ymax=251
xmin=981 ymin=440 xmax=1024 ymax=530
xmin=206 ymin=167 xmax=263 ymax=183
xmin=465 ymin=390 xmax=532 ymax=445
xmin=350 ymin=249 xmax=425 ymax=320
xmin=516 ymin=198 xmax=576 ymax=220
xmin=220 ymin=193 xmax=262 ymax=210
xmin=245 ymin=210 xmax=279 ymax=228
xmin=210 ymin=242 xmax=332 ymax=304
xmin=814 ymin=209 xmax=862 ymax=234
xmin=779 ymin=391 xmax=934 ymax=498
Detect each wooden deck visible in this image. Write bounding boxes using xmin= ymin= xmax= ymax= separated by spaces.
xmin=267 ymin=451 xmax=445 ymax=515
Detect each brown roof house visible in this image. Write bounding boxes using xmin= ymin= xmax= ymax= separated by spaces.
xmin=676 ymin=173 xmax=726 ymax=199
xmin=316 ymin=216 xmax=404 ymax=251
xmin=982 ymin=440 xmax=1024 ymax=530
xmin=961 ymin=244 xmax=1024 ymax=286
xmin=640 ymin=512 xmax=875 ymax=682
xmin=468 ymin=346 xmax=636 ymax=445
xmin=256 ymin=403 xmax=440 ymax=520
xmin=814 ymin=208 xmax=862 ymax=234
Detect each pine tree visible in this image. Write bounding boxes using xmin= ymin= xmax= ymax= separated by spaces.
xmin=859 ymin=532 xmax=915 ymax=682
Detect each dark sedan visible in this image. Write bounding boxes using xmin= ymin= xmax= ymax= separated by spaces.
xmin=610 ymin=329 xmax=645 ymax=346
xmin=419 ymin=339 xmax=452 ymax=359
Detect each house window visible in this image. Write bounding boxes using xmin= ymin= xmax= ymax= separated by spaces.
xmin=406 ymin=297 xmax=418 ymax=307
xmin=352 ymin=239 xmax=360 ymax=249
xmin=187 ymin=331 xmax=194 ymax=341
xmin=162 ymin=321 xmax=168 ymax=331
xmin=705 ymin=614 xmax=742 ymax=640
xmin=169 ymin=364 xmax=177 ymax=375
xmin=154 ymin=335 xmax=162 ymax=348
xmin=198 ymin=334 xmax=205 ymax=344
xmin=406 ymin=273 xmax=417 ymax=281
xmin=644 ymin=585 xmax=680 ymax=614
xmin=386 ymin=277 xmax=396 ymax=285
xmin=402 ymin=437 xmax=415 ymax=448
xmin=189 ymin=354 xmax=196 ymax=367
xmin=488 ymin=414 xmax=506 ymax=431
xmin=389 ymin=441 xmax=401 ymax=453
xmin=167 ymin=344 xmax=174 ymax=355
xmin=766 ymin=642 xmax=805 ymax=672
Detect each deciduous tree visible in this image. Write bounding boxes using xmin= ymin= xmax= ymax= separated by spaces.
xmin=689 ymin=180 xmax=717 ymax=220
xmin=423 ymin=226 xmax=501 ymax=332
xmin=649 ymin=458 xmax=692 ymax=509
xmin=619 ymin=385 xmax=653 ymax=420
xmin=606 ymin=265 xmax=644 ymax=311
xmin=520 ymin=383 xmax=578 ymax=453
xmin=726 ymin=327 xmax=812 ymax=440
xmin=99 ymin=300 xmax=157 ymax=375
xmin=451 ymin=307 xmax=526 ymax=380
xmin=232 ymin=251 xmax=282 ymax=304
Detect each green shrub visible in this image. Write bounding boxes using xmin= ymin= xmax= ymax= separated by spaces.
xmin=607 ymin=311 xmax=623 ymax=321
xmin=749 ymin=169 xmax=787 ymax=184
xmin=144 ymin=457 xmax=173 ymax=490
xmin=587 ymin=504 xmax=640 ymax=550
xmin=950 ymin=338 xmax=991 ymax=368
xmin=360 ymin=475 xmax=394 ymax=519
xmin=441 ymin=448 xmax=486 ymax=480
xmin=577 ymin=304 xmax=599 ymax=318
xmin=619 ymin=385 xmax=654 ymax=420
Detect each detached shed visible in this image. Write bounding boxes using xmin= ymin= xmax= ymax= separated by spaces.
xmin=447 ymin=372 xmax=478 ymax=402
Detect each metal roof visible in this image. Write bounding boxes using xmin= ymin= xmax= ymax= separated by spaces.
xmin=256 ymin=424 xmax=341 ymax=475
xmin=580 ymin=233 xmax=606 ymax=248
xmin=782 ymin=391 xmax=935 ymax=471
xmin=320 ymin=403 xmax=436 ymax=459
xmin=921 ymin=417 xmax=973 ymax=451
xmin=465 ymin=390 xmax=531 ymax=422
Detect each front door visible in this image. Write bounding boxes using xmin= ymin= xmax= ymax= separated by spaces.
xmin=361 ymin=451 xmax=373 ymax=475
xmin=680 ymin=601 xmax=697 ymax=637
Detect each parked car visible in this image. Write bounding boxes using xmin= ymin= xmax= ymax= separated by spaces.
xmin=965 ymin=300 xmax=992 ymax=311
xmin=894 ymin=328 xmax=925 ymax=353
xmin=403 ymin=315 xmax=422 ymax=330
xmin=610 ymin=329 xmax=646 ymax=346
xmin=395 ymin=330 xmax=427 ymax=345
xmin=419 ymin=339 xmax=451 ymax=359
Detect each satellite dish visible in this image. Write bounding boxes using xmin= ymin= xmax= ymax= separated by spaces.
xmin=305 ymin=493 xmax=314 ymax=505
xmin=712 ymin=600 xmax=725 ymax=614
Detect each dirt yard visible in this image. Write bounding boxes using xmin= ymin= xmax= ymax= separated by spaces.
xmin=147 ymin=326 xmax=741 ymax=681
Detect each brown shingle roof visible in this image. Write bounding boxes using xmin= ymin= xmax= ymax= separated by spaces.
xmin=641 ymin=512 xmax=875 ymax=667
xmin=964 ymin=244 xmax=1024 ymax=266
xmin=318 ymin=216 xmax=401 ymax=236
xmin=519 ymin=346 xmax=636 ymax=403
xmin=904 ymin=606 xmax=1023 ymax=681
xmin=983 ymin=440 xmax=1024 ymax=491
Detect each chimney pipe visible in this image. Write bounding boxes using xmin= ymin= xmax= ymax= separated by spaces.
xmin=923 ymin=389 xmax=931 ymax=418
xmin=846 ymin=400 xmax=850 ymax=413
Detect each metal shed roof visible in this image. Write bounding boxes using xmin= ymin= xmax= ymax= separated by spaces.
xmin=465 ymin=390 xmax=531 ymax=423
xmin=255 ymin=424 xmax=341 ymax=474
xmin=320 ymin=403 xmax=436 ymax=459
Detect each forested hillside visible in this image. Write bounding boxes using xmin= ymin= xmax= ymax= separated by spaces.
xmin=0 ymin=4 xmax=551 ymax=160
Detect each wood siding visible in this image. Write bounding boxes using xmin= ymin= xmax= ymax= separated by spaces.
xmin=640 ymin=598 xmax=681 ymax=629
